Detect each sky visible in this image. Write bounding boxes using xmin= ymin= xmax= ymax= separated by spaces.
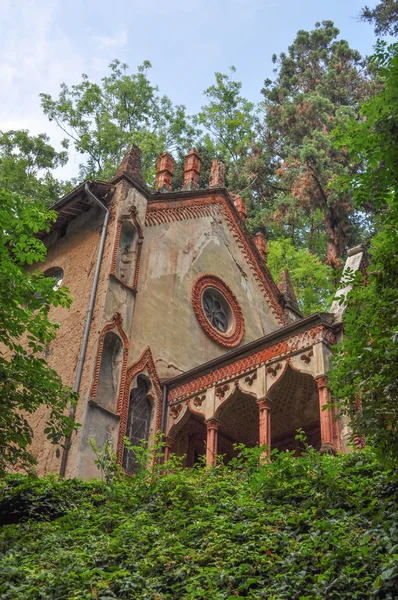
xmin=0 ymin=0 xmax=380 ymax=180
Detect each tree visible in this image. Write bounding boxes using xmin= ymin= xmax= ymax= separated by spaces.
xmin=329 ymin=42 xmax=398 ymax=466
xmin=40 ymin=60 xmax=198 ymax=184
xmin=194 ymin=68 xmax=263 ymax=196
xmin=0 ymin=187 xmax=77 ymax=475
xmin=267 ymin=238 xmax=335 ymax=315
xmin=0 ymin=130 xmax=68 ymax=206
xmin=260 ymin=21 xmax=375 ymax=267
xmin=360 ymin=0 xmax=398 ymax=37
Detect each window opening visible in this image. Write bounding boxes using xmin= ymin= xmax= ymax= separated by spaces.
xmin=44 ymin=267 xmax=64 ymax=291
xmin=123 ymin=376 xmax=152 ymax=474
xmin=202 ymin=289 xmax=230 ymax=333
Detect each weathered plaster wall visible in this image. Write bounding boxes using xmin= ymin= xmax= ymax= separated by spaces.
xmin=130 ymin=203 xmax=282 ymax=379
xmin=27 ymin=180 xmax=149 ymax=478
xmin=27 ymin=204 xmax=114 ymax=476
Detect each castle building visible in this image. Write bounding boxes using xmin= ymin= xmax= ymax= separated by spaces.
xmin=31 ymin=146 xmax=365 ymax=478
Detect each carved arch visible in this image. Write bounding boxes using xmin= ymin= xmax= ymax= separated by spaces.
xmin=117 ymin=346 xmax=162 ymax=463
xmin=266 ymin=357 xmax=315 ymax=396
xmin=90 ymin=312 xmax=129 ymax=404
xmin=110 ymin=207 xmax=144 ymax=292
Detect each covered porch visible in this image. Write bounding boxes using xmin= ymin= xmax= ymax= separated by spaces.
xmin=163 ymin=314 xmax=341 ymax=466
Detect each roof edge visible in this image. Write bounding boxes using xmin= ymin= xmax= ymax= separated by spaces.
xmin=164 ymin=312 xmax=334 ymax=388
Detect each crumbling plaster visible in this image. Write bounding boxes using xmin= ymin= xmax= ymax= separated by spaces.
xmin=129 ymin=204 xmax=281 ymax=380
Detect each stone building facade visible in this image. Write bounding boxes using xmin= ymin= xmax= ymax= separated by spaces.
xmin=31 ymin=146 xmax=365 ymax=479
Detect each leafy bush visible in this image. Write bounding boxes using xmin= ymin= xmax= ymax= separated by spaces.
xmin=0 ymin=447 xmax=397 ymax=599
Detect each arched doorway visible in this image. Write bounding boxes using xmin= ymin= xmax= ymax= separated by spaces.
xmin=268 ymin=365 xmax=320 ymax=454
xmin=172 ymin=411 xmax=207 ymax=467
xmin=216 ymin=388 xmax=260 ymax=463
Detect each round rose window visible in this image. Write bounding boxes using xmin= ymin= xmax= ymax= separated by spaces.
xmin=192 ymin=274 xmax=244 ymax=348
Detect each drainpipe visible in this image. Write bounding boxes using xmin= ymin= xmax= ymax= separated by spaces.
xmin=59 ymin=182 xmax=110 ymax=477
xmin=160 ymin=384 xmax=168 ymax=463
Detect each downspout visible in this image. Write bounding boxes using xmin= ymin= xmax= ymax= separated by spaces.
xmin=160 ymin=384 xmax=168 ymax=463
xmin=59 ymin=182 xmax=110 ymax=477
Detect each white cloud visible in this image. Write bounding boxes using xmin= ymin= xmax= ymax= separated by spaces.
xmin=0 ymin=0 xmax=86 ymax=180
xmin=93 ymin=29 xmax=128 ymax=48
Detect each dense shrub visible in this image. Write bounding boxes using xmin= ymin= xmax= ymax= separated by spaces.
xmin=0 ymin=447 xmax=397 ymax=599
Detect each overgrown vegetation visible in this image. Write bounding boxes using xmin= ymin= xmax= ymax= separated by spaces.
xmin=0 ymin=446 xmax=397 ymax=599
xmin=0 ymin=186 xmax=77 ymax=475
xmin=329 ymin=42 xmax=398 ymax=467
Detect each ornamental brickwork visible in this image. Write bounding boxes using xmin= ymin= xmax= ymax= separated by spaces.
xmin=28 ymin=145 xmax=357 ymax=479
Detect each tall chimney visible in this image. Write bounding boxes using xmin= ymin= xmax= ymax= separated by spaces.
xmin=155 ymin=152 xmax=174 ymax=192
xmin=232 ymin=195 xmax=248 ymax=223
xmin=209 ymin=159 xmax=226 ymax=188
xmin=182 ymin=148 xmax=201 ymax=191
xmin=114 ymin=145 xmax=143 ymax=184
xmin=254 ymin=232 xmax=268 ymax=262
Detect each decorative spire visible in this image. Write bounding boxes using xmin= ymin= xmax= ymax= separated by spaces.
xmin=277 ymin=270 xmax=300 ymax=312
xmin=254 ymin=232 xmax=268 ymax=262
xmin=155 ymin=152 xmax=174 ymax=192
xmin=114 ymin=145 xmax=143 ymax=184
xmin=182 ymin=148 xmax=201 ymax=191
xmin=232 ymin=194 xmax=247 ymax=223
xmin=209 ymin=159 xmax=226 ymax=188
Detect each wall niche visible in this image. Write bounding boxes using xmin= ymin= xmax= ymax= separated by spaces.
xmin=115 ymin=220 xmax=138 ymax=288
xmin=95 ymin=331 xmax=123 ymax=412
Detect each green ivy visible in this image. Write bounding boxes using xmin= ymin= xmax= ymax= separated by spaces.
xmin=0 ymin=447 xmax=397 ymax=599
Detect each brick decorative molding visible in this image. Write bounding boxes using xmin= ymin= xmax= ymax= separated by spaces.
xmin=110 ymin=207 xmax=144 ymax=292
xmin=116 ymin=346 xmax=162 ymax=463
xmin=90 ymin=312 xmax=129 ymax=402
xmin=192 ymin=274 xmax=245 ymax=348
xmin=145 ymin=195 xmax=284 ymax=324
xmin=168 ymin=324 xmax=335 ymax=403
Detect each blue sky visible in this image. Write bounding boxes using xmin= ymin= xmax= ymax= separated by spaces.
xmin=1 ymin=0 xmax=380 ymax=179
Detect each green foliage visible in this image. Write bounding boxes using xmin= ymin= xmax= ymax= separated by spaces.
xmin=195 ymin=68 xmax=259 ymax=163
xmin=0 ymin=448 xmax=397 ymax=598
xmin=329 ymin=42 xmax=398 ymax=467
xmin=267 ymin=238 xmax=335 ymax=315
xmin=260 ymin=21 xmax=375 ymax=266
xmin=0 ymin=187 xmax=77 ymax=475
xmin=40 ymin=60 xmax=198 ymax=184
xmin=360 ymin=0 xmax=398 ymax=37
xmin=0 ymin=130 xmax=68 ymax=206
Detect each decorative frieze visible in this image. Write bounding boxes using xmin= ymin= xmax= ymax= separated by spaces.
xmin=168 ymin=324 xmax=334 ymax=403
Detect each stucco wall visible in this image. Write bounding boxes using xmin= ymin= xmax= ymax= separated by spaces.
xmin=22 ymin=180 xmax=284 ymax=479
xmin=27 ymin=204 xmax=114 ymax=476
xmin=130 ymin=202 xmax=281 ymax=379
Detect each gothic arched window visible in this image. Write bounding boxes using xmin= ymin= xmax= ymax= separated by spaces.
xmin=122 ymin=376 xmax=152 ymax=474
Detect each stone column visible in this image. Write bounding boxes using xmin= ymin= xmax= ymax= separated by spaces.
xmin=205 ymin=419 xmax=220 ymax=467
xmin=163 ymin=436 xmax=174 ymax=463
xmin=257 ymin=398 xmax=271 ymax=458
xmin=316 ymin=376 xmax=338 ymax=453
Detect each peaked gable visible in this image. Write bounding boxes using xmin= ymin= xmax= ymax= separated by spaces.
xmin=145 ymin=190 xmax=285 ymax=326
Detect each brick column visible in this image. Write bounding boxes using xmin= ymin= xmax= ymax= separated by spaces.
xmin=316 ymin=376 xmax=338 ymax=453
xmin=163 ymin=436 xmax=174 ymax=463
xmin=205 ymin=419 xmax=220 ymax=467
xmin=257 ymin=398 xmax=271 ymax=458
